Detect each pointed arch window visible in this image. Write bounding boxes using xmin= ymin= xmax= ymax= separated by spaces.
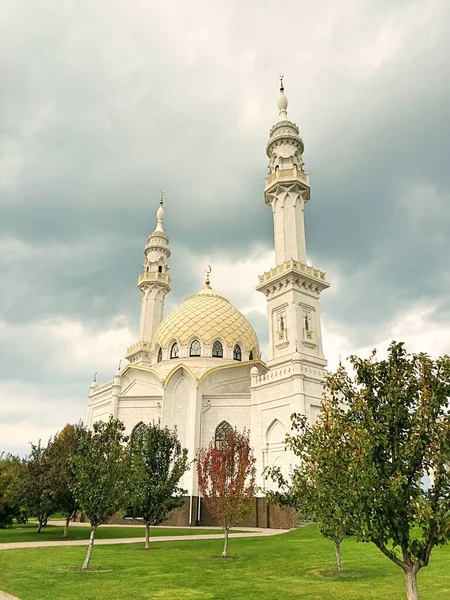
xmin=249 ymin=349 xmax=254 ymax=361
xmin=170 ymin=342 xmax=179 ymax=359
xmin=131 ymin=421 xmax=147 ymax=441
xmin=212 ymin=340 xmax=223 ymax=358
xmin=215 ymin=421 xmax=233 ymax=450
xmin=233 ymin=344 xmax=242 ymax=361
xmin=189 ymin=340 xmax=201 ymax=357
xmin=157 ymin=347 xmax=163 ymax=363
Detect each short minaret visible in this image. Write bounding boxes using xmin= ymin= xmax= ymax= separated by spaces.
xmin=256 ymin=78 xmax=329 ymax=366
xmin=125 ymin=192 xmax=171 ymax=366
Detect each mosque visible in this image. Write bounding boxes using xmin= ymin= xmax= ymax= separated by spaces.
xmin=86 ymin=80 xmax=329 ymax=527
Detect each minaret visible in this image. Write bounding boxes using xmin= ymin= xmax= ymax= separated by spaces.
xmin=125 ymin=192 xmax=171 ymax=366
xmin=256 ymin=78 xmax=329 ymax=367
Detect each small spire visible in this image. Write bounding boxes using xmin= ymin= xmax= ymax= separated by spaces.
xmin=155 ymin=191 xmax=165 ymax=232
xmin=117 ymin=359 xmax=122 ymax=371
xmin=94 ymin=371 xmax=97 ymax=383
xmin=205 ymin=265 xmax=212 ymax=287
xmin=277 ymin=73 xmax=288 ymax=121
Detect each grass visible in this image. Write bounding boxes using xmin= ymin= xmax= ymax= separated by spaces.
xmin=0 ymin=526 xmax=449 ymax=599
xmin=0 ymin=523 xmax=245 ymax=544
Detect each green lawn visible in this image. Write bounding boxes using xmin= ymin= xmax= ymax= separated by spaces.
xmin=0 ymin=523 xmax=242 ymax=544
xmin=1 ymin=526 xmax=449 ymax=600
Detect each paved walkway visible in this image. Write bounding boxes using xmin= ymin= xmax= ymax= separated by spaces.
xmin=0 ymin=526 xmax=288 ymax=551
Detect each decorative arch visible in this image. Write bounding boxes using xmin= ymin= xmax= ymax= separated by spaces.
xmin=265 ymin=419 xmax=288 ymax=491
xmin=215 ymin=420 xmax=233 ymax=450
xmin=173 ymin=377 xmax=188 ymax=447
xmin=212 ymin=340 xmax=223 ymax=358
xmin=233 ymin=344 xmax=242 ymax=361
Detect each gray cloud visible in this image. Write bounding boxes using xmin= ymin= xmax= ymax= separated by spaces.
xmin=1 ymin=0 xmax=450 ymax=453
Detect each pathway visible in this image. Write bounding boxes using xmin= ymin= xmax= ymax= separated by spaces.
xmin=0 ymin=527 xmax=288 ymax=551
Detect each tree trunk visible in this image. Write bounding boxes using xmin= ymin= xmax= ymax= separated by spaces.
xmin=63 ymin=514 xmax=71 ymax=538
xmin=222 ymin=528 xmax=229 ymax=558
xmin=404 ymin=567 xmax=419 ymax=600
xmin=334 ymin=538 xmax=343 ymax=572
xmin=145 ymin=522 xmax=150 ymax=550
xmin=37 ymin=519 xmax=42 ymax=533
xmin=81 ymin=524 xmax=96 ymax=570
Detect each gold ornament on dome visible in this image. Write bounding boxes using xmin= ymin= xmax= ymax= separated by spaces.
xmin=153 ymin=284 xmax=259 ymax=352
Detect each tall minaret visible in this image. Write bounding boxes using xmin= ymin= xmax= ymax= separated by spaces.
xmin=125 ymin=193 xmax=171 ymax=366
xmin=256 ymin=78 xmax=329 ymax=367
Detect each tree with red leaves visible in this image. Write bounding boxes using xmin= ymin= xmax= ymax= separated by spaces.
xmin=196 ymin=428 xmax=256 ymax=557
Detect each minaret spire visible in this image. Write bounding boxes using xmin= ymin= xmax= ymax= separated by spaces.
xmin=278 ymin=73 xmax=288 ymax=121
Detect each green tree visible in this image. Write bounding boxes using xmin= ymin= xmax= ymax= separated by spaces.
xmin=70 ymin=417 xmax=128 ymax=569
xmin=266 ymin=410 xmax=355 ymax=571
xmin=46 ymin=422 xmax=87 ymax=537
xmin=127 ymin=422 xmax=189 ymax=549
xmin=0 ymin=453 xmax=24 ymax=528
xmin=196 ymin=428 xmax=256 ymax=557
xmin=21 ymin=441 xmax=58 ymax=532
xmin=321 ymin=342 xmax=450 ymax=600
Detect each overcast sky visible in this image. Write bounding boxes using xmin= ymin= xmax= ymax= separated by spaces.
xmin=1 ymin=0 xmax=450 ymax=456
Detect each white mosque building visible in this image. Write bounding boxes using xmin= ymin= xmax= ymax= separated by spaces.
xmin=86 ymin=80 xmax=330 ymax=527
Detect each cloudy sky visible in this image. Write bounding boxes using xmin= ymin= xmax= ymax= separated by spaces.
xmin=1 ymin=0 xmax=450 ymax=455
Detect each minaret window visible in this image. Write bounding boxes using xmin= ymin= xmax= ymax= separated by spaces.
xmin=304 ymin=315 xmax=309 ymax=331
xmin=212 ymin=340 xmax=223 ymax=358
xmin=215 ymin=421 xmax=233 ymax=450
xmin=189 ymin=340 xmax=201 ymax=357
xmin=233 ymin=344 xmax=242 ymax=361
xmin=157 ymin=347 xmax=163 ymax=363
xmin=279 ymin=315 xmax=285 ymax=332
xmin=170 ymin=342 xmax=179 ymax=359
xmin=158 ymin=265 xmax=163 ymax=273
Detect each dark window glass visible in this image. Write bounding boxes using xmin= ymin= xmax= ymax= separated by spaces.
xmin=233 ymin=344 xmax=242 ymax=361
xmin=215 ymin=421 xmax=233 ymax=450
xmin=249 ymin=349 xmax=254 ymax=361
xmin=157 ymin=347 xmax=163 ymax=362
xmin=212 ymin=340 xmax=223 ymax=358
xmin=158 ymin=265 xmax=163 ymax=273
xmin=190 ymin=340 xmax=201 ymax=357
xmin=170 ymin=342 xmax=179 ymax=359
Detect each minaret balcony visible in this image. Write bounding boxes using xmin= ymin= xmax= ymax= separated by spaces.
xmin=138 ymin=271 xmax=171 ymax=286
xmin=256 ymin=259 xmax=329 ymax=296
xmin=265 ymin=168 xmax=309 ymax=189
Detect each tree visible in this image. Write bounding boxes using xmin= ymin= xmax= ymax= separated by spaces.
xmin=196 ymin=428 xmax=256 ymax=557
xmin=127 ymin=422 xmax=190 ymax=549
xmin=266 ymin=411 xmax=355 ymax=572
xmin=70 ymin=417 xmax=128 ymax=569
xmin=320 ymin=342 xmax=450 ymax=600
xmin=0 ymin=453 xmax=24 ymax=528
xmin=21 ymin=441 xmax=58 ymax=532
xmin=46 ymin=422 xmax=87 ymax=537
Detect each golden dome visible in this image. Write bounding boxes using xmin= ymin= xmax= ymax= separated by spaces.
xmin=153 ymin=284 xmax=259 ymax=353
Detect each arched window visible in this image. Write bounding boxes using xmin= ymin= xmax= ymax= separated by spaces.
xmin=249 ymin=349 xmax=254 ymax=361
xmin=157 ymin=347 xmax=163 ymax=362
xmin=233 ymin=344 xmax=242 ymax=361
xmin=212 ymin=340 xmax=223 ymax=358
xmin=158 ymin=265 xmax=163 ymax=273
xmin=215 ymin=421 xmax=233 ymax=450
xmin=189 ymin=340 xmax=201 ymax=357
xmin=170 ymin=342 xmax=179 ymax=359
xmin=131 ymin=421 xmax=147 ymax=441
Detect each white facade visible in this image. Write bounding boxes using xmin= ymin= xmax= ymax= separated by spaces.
xmin=86 ymin=80 xmax=330 ymax=509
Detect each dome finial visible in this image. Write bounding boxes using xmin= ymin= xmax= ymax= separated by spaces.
xmin=155 ymin=190 xmax=165 ymax=232
xmin=277 ymin=72 xmax=288 ymax=121
xmin=205 ymin=265 xmax=212 ymax=287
